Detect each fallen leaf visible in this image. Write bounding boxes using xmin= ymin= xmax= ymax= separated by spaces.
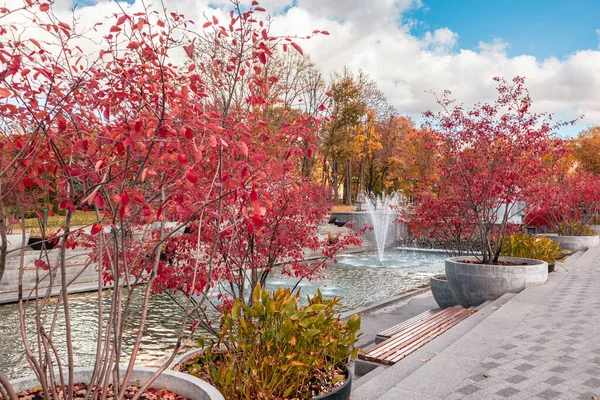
xmin=483 ymin=373 xmax=490 ymax=378
xmin=492 ymin=306 xmax=498 ymax=310
xmin=421 ymin=359 xmax=430 ymax=363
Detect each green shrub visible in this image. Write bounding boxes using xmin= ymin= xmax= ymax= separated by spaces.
xmin=501 ymin=232 xmax=568 ymax=264
xmin=181 ymin=285 xmax=361 ymax=399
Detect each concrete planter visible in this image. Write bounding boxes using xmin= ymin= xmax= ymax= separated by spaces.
xmin=171 ymin=346 xmax=207 ymax=369
xmin=172 ymin=347 xmax=351 ymax=400
xmin=445 ymin=256 xmax=548 ymax=308
xmin=430 ymin=274 xmax=458 ymax=309
xmin=550 ymin=235 xmax=600 ymax=253
xmin=9 ymin=367 xmax=224 ymax=400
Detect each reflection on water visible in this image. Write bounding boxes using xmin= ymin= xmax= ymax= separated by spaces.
xmin=0 ymin=249 xmax=444 ymax=379
xmin=267 ymin=248 xmax=445 ymax=311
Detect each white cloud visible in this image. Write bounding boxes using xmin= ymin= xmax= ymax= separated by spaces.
xmin=3 ymin=0 xmax=599 ymax=135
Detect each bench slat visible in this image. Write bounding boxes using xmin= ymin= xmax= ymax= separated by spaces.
xmin=377 ymin=309 xmax=439 ymax=338
xmin=359 ymin=307 xmax=475 ymax=365
xmin=366 ymin=308 xmax=464 ymax=359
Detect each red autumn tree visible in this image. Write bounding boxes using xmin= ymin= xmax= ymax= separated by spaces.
xmin=408 ymin=77 xmax=566 ymax=264
xmin=0 ymin=0 xmax=356 ymax=398
xmin=525 ymin=168 xmax=600 ymax=235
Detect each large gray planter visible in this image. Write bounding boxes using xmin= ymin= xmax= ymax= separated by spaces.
xmin=430 ymin=274 xmax=458 ymax=309
xmin=551 ymin=235 xmax=600 ymax=253
xmin=9 ymin=367 xmax=224 ymax=400
xmin=445 ymin=256 xmax=548 ymax=308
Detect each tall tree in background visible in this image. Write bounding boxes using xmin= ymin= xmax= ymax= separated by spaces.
xmin=573 ymin=126 xmax=600 ymax=174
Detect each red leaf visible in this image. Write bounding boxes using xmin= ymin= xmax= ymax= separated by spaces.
xmin=110 ymin=26 xmax=122 ymax=33
xmin=258 ymin=52 xmax=266 ymax=65
xmin=290 ymin=42 xmax=303 ymax=55
xmin=237 ymin=141 xmax=248 ymax=158
xmin=39 ymin=3 xmax=49 ymax=11
xmin=186 ymin=169 xmax=198 ymax=184
xmin=203 ymin=21 xmax=212 ymax=28
xmin=120 ymin=191 xmax=129 ymax=207
xmin=116 ymin=15 xmax=128 ymax=26
xmin=184 ymin=127 xmax=193 ymax=139
xmin=94 ymin=195 xmax=105 ymax=209
xmin=250 ymin=190 xmax=258 ymax=202
xmin=34 ymin=259 xmax=50 ymax=270
xmin=91 ymin=223 xmax=102 ymax=235
xmin=255 ymin=7 xmax=266 ymax=11
xmin=178 ymin=153 xmax=188 ymax=164
xmin=208 ymin=135 xmax=217 ymax=147
xmin=212 ymin=16 xmax=219 ymax=25
xmin=183 ymin=43 xmax=194 ymax=59
xmin=252 ymin=214 xmax=263 ymax=228
xmin=0 ymin=88 xmax=10 ymax=98
xmin=321 ymin=31 xmax=330 ymax=35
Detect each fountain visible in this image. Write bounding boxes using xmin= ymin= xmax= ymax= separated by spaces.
xmin=366 ymin=192 xmax=401 ymax=263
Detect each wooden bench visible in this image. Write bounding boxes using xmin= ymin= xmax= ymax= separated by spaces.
xmin=359 ymin=307 xmax=475 ymax=365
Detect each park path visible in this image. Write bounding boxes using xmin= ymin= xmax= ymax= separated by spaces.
xmin=352 ymin=246 xmax=600 ymax=399
xmin=443 ymin=246 xmax=600 ymax=399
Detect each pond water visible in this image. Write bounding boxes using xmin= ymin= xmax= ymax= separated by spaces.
xmin=0 ymin=248 xmax=445 ymax=379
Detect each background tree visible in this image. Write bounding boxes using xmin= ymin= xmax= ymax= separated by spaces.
xmin=573 ymin=126 xmax=600 ymax=174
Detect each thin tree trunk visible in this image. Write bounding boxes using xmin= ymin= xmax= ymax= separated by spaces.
xmin=0 ymin=191 xmax=7 ymax=283
xmin=344 ymin=159 xmax=352 ymax=205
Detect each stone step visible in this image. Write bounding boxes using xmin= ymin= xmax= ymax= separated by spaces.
xmin=351 ymin=365 xmax=388 ymax=391
xmin=561 ymin=250 xmax=585 ymax=268
xmin=351 ymin=294 xmax=516 ymax=400
xmin=571 ymin=245 xmax=600 ymax=269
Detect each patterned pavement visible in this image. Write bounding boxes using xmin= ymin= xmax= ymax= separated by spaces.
xmin=447 ymin=250 xmax=600 ymax=400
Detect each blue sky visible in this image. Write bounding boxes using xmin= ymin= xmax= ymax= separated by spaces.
xmin=408 ymin=0 xmax=600 ymax=59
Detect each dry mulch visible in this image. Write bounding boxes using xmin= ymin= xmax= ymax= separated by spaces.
xmin=9 ymin=382 xmax=189 ymax=400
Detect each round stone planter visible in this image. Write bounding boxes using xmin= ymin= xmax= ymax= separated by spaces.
xmin=430 ymin=274 xmax=458 ymax=309
xmin=172 ymin=348 xmax=351 ymax=399
xmin=550 ymin=235 xmax=600 ymax=253
xmin=445 ymin=256 xmax=548 ymax=308
xmin=8 ymin=367 xmax=224 ymax=400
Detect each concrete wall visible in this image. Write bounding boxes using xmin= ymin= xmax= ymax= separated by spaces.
xmin=0 ymin=248 xmax=97 ymax=296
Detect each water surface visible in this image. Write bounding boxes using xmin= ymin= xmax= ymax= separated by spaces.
xmin=0 ymin=248 xmax=445 ymax=379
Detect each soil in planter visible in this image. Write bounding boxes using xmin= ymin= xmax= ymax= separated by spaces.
xmin=455 ymin=260 xmax=526 ymax=266
xmin=8 ymin=382 xmax=190 ymax=400
xmin=178 ymin=355 xmax=347 ymax=399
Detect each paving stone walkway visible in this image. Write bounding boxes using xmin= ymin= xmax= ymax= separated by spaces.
xmin=446 ymin=248 xmax=600 ymax=400
xmin=356 ymin=247 xmax=600 ymax=399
